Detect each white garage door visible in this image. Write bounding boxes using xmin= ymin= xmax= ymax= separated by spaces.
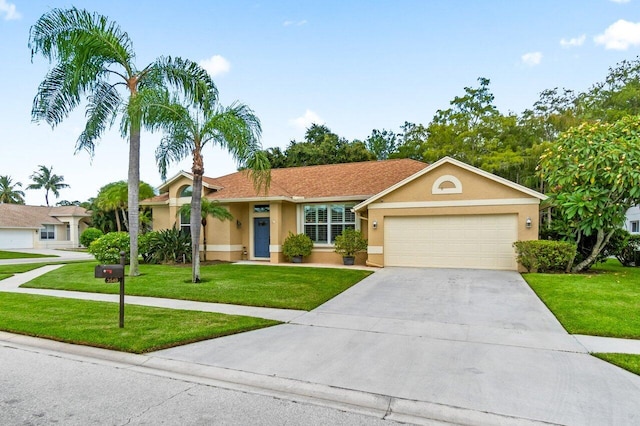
xmin=384 ymin=215 xmax=518 ymax=270
xmin=0 ymin=229 xmax=34 ymax=249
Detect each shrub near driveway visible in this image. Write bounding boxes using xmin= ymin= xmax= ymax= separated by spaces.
xmin=21 ymin=263 xmax=372 ymax=311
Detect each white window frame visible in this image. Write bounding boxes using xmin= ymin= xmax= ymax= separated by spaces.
xmin=40 ymin=224 xmax=55 ymax=240
xmin=179 ymin=209 xmax=190 ymax=234
xmin=301 ymin=203 xmax=357 ymax=245
xmin=631 ymin=220 xmax=640 ymax=234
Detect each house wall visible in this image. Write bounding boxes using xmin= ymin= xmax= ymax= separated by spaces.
xmin=625 ymin=206 xmax=640 ymax=235
xmin=363 ymin=163 xmax=540 ymax=271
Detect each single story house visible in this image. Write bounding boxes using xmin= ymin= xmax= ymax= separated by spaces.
xmin=0 ymin=203 xmax=91 ymax=249
xmin=625 ymin=206 xmax=640 ymax=235
xmin=143 ymin=157 xmax=546 ymax=271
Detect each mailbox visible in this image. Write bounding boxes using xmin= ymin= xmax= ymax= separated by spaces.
xmin=94 ymin=264 xmax=124 ymax=279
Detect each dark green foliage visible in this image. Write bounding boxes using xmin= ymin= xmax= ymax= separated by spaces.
xmin=79 ymin=227 xmax=103 ymax=248
xmin=139 ymin=227 xmax=191 ymax=264
xmin=513 ymin=240 xmax=576 ymax=272
xmin=282 ymin=232 xmax=314 ymax=260
xmin=88 ymin=232 xmax=130 ymax=264
xmin=616 ymin=234 xmax=640 ymax=267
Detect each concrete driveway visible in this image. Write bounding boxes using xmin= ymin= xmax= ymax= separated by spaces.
xmin=155 ymin=268 xmax=640 ymax=425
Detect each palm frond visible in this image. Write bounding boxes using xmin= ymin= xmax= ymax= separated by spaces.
xmin=151 ymin=56 xmax=218 ymax=107
xmin=77 ymin=79 xmax=122 ymax=155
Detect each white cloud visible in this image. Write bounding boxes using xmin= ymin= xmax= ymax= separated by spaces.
xmin=199 ymin=55 xmax=231 ymax=77
xmin=610 ymin=0 xmax=630 ymax=3
xmin=560 ymin=34 xmax=586 ymax=48
xmin=594 ymin=19 xmax=640 ymax=50
xmin=283 ymin=19 xmax=307 ymax=27
xmin=521 ymin=52 xmax=543 ymax=66
xmin=289 ymin=109 xmax=324 ymax=131
xmin=0 ymin=0 xmax=21 ymax=20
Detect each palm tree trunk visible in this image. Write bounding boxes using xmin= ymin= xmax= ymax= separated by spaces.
xmin=127 ymin=111 xmax=141 ymax=277
xmin=190 ymin=147 xmax=204 ymax=283
xmin=202 ymin=221 xmax=207 ymax=262
xmin=114 ymin=210 xmax=122 ymax=232
xmin=121 ymin=208 xmax=129 ymax=231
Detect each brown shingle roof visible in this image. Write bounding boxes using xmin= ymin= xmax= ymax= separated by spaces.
xmin=0 ymin=204 xmax=91 ymax=228
xmin=204 ymin=159 xmax=427 ymax=201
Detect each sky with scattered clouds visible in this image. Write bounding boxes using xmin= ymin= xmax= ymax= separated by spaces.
xmin=1 ymin=0 xmax=639 ymax=205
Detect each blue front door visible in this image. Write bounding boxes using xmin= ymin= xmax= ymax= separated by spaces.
xmin=254 ymin=218 xmax=270 ymax=258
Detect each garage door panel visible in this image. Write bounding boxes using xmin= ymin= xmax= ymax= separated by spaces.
xmin=384 ymin=215 xmax=518 ymax=270
xmin=0 ymin=229 xmax=34 ymax=249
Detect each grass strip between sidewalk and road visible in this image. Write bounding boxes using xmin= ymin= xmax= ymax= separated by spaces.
xmin=0 ymin=292 xmax=279 ymax=353
xmin=21 ymin=263 xmax=372 ymax=311
xmin=593 ymin=353 xmax=640 ymax=376
xmin=523 ymin=259 xmax=640 ymax=339
xmin=0 ymin=250 xmax=56 ymax=259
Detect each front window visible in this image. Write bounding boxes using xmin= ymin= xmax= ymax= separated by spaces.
xmin=180 ymin=210 xmax=190 ymax=234
xmin=254 ymin=204 xmax=270 ymax=213
xmin=632 ymin=220 xmax=639 ymax=233
xmin=179 ymin=186 xmax=193 ymax=197
xmin=304 ymin=204 xmax=355 ymax=244
xmin=40 ymin=224 xmax=55 ymax=240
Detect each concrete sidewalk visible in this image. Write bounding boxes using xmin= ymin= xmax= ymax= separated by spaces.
xmin=0 ymin=248 xmax=93 ymax=265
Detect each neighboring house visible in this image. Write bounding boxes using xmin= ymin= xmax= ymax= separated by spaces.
xmin=142 ymin=157 xmax=546 ymax=271
xmin=625 ymin=205 xmax=640 ymax=235
xmin=0 ymin=204 xmax=91 ymax=250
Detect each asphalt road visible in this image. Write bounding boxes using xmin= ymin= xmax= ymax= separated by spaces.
xmin=0 ymin=344 xmax=401 ymax=426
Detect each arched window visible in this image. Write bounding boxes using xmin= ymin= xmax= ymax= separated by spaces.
xmin=179 ymin=185 xmax=193 ymax=197
xmin=431 ymin=175 xmax=462 ymax=194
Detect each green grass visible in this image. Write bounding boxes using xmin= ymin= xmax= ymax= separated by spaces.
xmin=0 ymin=250 xmax=56 ymax=259
xmin=0 ymin=261 xmax=93 ymax=281
xmin=0 ymin=292 xmax=278 ymax=353
xmin=593 ymin=353 xmax=640 ymax=376
xmin=523 ymin=259 xmax=640 ymax=339
xmin=21 ymin=263 xmax=372 ymax=310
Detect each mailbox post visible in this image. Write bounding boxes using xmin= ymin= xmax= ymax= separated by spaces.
xmin=93 ymin=251 xmax=126 ymax=328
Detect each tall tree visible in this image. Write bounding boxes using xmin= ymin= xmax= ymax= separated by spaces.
xmin=178 ymin=199 xmax=233 ymax=262
xmin=0 ymin=175 xmax=25 ymax=204
xmin=153 ymin=91 xmax=269 ymax=283
xmin=538 ymin=116 xmax=640 ymax=272
xmin=29 ymin=7 xmax=214 ymax=276
xmin=365 ymin=129 xmax=398 ymax=160
xmin=26 ymin=165 xmax=69 ymax=206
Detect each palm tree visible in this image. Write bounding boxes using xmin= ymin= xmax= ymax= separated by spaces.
xmin=0 ymin=175 xmax=26 ymax=204
xmin=27 ymin=165 xmax=69 ymax=206
xmin=178 ymin=199 xmax=233 ymax=262
xmin=29 ymin=7 xmax=214 ymax=276
xmin=153 ymin=91 xmax=270 ymax=283
xmin=96 ymin=181 xmax=155 ymax=232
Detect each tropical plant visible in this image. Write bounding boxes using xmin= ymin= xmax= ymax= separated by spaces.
xmin=29 ymin=7 xmax=215 ymax=276
xmin=139 ymin=227 xmax=191 ymax=264
xmin=0 ymin=175 xmax=25 ymax=204
xmin=95 ymin=181 xmax=155 ymax=232
xmin=26 ymin=165 xmax=69 ymax=206
xmin=79 ymin=227 xmax=104 ymax=248
xmin=151 ymin=88 xmax=269 ymax=283
xmin=178 ymin=199 xmax=233 ymax=262
xmin=88 ymin=232 xmax=130 ymax=264
xmin=282 ymin=232 xmax=314 ymax=261
xmin=334 ymin=228 xmax=368 ymax=258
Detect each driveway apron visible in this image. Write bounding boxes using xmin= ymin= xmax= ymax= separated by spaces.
xmin=154 ymin=268 xmax=640 ymax=425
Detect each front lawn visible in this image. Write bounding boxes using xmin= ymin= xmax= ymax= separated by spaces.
xmin=0 ymin=250 xmax=55 ymax=259
xmin=594 ymin=353 xmax=640 ymax=376
xmin=21 ymin=263 xmax=372 ymax=310
xmin=523 ymin=259 xmax=640 ymax=339
xmin=0 ymin=292 xmax=278 ymax=353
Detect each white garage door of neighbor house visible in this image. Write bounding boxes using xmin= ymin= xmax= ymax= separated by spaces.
xmin=384 ymin=214 xmax=518 ymax=270
xmin=0 ymin=229 xmax=34 ymax=249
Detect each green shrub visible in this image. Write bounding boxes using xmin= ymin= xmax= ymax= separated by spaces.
xmin=80 ymin=227 xmax=104 ymax=248
xmin=140 ymin=226 xmax=191 ymax=264
xmin=513 ymin=240 xmax=576 ymax=273
xmin=334 ymin=228 xmax=367 ymax=258
xmin=88 ymin=232 xmax=130 ymax=264
xmin=282 ymin=232 xmax=314 ymax=261
xmin=617 ymin=234 xmax=640 ymax=267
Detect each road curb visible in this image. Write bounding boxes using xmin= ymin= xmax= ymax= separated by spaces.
xmin=0 ymin=332 xmax=555 ymax=425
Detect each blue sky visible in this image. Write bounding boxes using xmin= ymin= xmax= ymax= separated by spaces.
xmin=1 ymin=0 xmax=639 ymax=205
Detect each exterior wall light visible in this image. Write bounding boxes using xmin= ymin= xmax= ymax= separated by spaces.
xmin=236 ymin=220 xmax=242 ymax=229
xmin=372 ymin=220 xmax=378 ymax=229
xmin=526 ymin=217 xmax=532 ymax=228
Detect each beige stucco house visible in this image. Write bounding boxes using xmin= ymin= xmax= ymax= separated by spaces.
xmin=142 ymin=157 xmax=546 ymax=270
xmin=0 ymin=204 xmax=91 ymax=249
